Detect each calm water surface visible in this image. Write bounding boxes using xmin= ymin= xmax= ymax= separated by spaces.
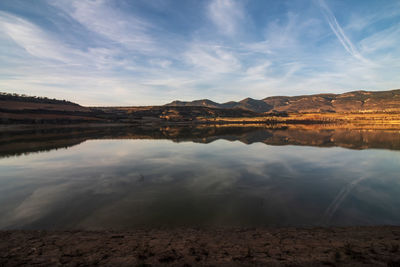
xmin=0 ymin=126 xmax=399 ymax=230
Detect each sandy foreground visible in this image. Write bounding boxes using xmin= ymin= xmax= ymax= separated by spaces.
xmin=1 ymin=227 xmax=400 ymax=266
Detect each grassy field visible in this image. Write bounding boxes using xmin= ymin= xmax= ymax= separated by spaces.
xmin=196 ymin=112 xmax=400 ymax=128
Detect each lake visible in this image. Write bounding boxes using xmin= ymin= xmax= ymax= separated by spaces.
xmin=0 ymin=125 xmax=400 ymax=230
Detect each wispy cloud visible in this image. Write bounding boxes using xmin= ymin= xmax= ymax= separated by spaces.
xmin=184 ymin=44 xmax=241 ymax=74
xmin=208 ymin=0 xmax=244 ymax=36
xmin=317 ymin=0 xmax=366 ymax=62
xmin=245 ymin=61 xmax=272 ymax=80
xmin=0 ymin=11 xmax=130 ymax=69
xmin=359 ymin=23 xmax=400 ymax=54
xmin=0 ymin=12 xmax=72 ymax=62
xmin=49 ymin=0 xmax=154 ymax=52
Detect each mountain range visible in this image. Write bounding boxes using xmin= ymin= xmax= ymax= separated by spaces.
xmin=166 ymin=89 xmax=400 ymax=113
xmin=1 ymin=89 xmax=400 ymax=124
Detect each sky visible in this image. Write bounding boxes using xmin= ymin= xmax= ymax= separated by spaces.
xmin=0 ymin=0 xmax=399 ymax=106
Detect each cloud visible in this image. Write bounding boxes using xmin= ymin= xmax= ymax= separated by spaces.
xmin=149 ymin=59 xmax=173 ymax=69
xmin=345 ymin=2 xmax=400 ymax=32
xmin=359 ymin=23 xmax=400 ymax=54
xmin=0 ymin=11 xmax=131 ymax=70
xmin=245 ymin=61 xmax=272 ymax=80
xmin=0 ymin=12 xmax=72 ymax=62
xmin=184 ymin=44 xmax=241 ymax=74
xmin=208 ymin=0 xmax=244 ymax=36
xmin=317 ymin=0 xmax=367 ymax=62
xmin=49 ymin=0 xmax=154 ymax=52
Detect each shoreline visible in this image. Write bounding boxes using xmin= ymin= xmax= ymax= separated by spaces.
xmin=1 ymin=226 xmax=400 ymax=266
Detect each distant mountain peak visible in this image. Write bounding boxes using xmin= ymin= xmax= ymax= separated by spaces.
xmin=165 ymin=89 xmax=400 ymax=113
xmin=239 ymin=97 xmax=256 ymax=102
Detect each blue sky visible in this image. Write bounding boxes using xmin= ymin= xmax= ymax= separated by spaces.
xmin=0 ymin=0 xmax=399 ymax=105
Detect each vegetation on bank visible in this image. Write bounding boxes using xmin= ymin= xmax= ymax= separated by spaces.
xmin=197 ymin=112 xmax=400 ymax=126
xmin=0 ymin=92 xmax=79 ymax=106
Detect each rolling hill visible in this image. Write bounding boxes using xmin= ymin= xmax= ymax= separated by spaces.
xmin=1 ymin=89 xmax=400 ymax=124
xmin=166 ymin=89 xmax=400 ymax=113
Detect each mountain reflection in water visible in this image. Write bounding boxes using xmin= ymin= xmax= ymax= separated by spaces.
xmin=1 ymin=125 xmax=400 ymax=158
xmin=0 ymin=125 xmax=399 ymax=230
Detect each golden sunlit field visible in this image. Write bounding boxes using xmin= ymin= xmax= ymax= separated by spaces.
xmin=199 ymin=112 xmax=400 ymax=129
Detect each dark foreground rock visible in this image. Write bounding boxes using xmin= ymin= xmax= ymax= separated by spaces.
xmin=1 ymin=226 xmax=400 ymax=266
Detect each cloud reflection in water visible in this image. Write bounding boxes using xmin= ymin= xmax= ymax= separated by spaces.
xmin=0 ymin=138 xmax=400 ymax=230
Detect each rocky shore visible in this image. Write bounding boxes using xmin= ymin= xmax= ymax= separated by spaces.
xmin=1 ymin=226 xmax=400 ymax=266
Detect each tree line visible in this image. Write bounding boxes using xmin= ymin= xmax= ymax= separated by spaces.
xmin=0 ymin=92 xmax=79 ymax=106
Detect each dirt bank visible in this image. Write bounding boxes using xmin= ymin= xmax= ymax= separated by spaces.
xmin=1 ymin=226 xmax=400 ymax=266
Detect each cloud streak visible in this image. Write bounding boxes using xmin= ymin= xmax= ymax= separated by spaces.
xmin=49 ymin=0 xmax=155 ymax=53
xmin=0 ymin=12 xmax=72 ymax=62
xmin=317 ymin=0 xmax=366 ymax=62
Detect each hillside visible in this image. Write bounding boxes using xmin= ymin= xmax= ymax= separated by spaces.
xmin=0 ymin=92 xmax=260 ymax=124
xmin=1 ymin=89 xmax=400 ymax=125
xmin=166 ymin=89 xmax=400 ymax=113
xmin=0 ymin=93 xmax=101 ymax=124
